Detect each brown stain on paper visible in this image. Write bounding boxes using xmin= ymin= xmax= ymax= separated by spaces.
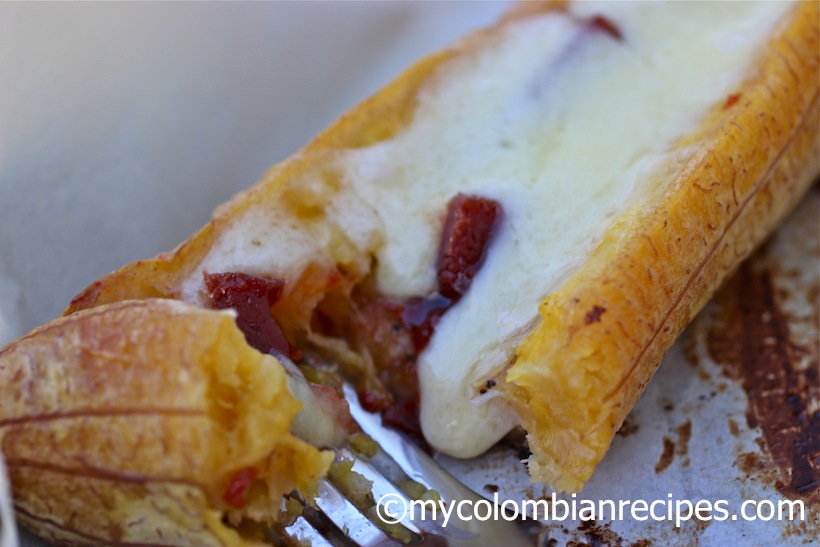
xmin=704 ymin=258 xmax=819 ymax=503
xmin=566 ymin=519 xmax=629 ymax=547
xmin=654 ymin=436 xmax=676 ymax=474
xmin=727 ymin=417 xmax=740 ymax=437
xmin=654 ymin=420 xmax=692 ymax=473
xmin=675 ymin=420 xmax=692 ymax=468
xmin=615 ymin=414 xmax=639 ymax=437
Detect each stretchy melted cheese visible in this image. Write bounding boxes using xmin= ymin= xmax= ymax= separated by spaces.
xmin=183 ymin=1 xmax=794 ymax=457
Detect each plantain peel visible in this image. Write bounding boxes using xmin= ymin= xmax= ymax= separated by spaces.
xmin=0 ymin=299 xmax=330 ymax=546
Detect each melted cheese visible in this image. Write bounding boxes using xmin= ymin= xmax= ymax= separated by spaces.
xmin=186 ymin=2 xmax=794 ymax=457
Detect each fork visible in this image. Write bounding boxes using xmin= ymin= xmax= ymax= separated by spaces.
xmin=277 ymin=383 xmax=545 ymax=546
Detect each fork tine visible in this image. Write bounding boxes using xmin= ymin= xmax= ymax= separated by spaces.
xmin=284 ymin=382 xmax=540 ymax=545
xmin=338 ymin=448 xmax=473 ymax=540
xmin=342 ymin=383 xmax=539 ymax=546
xmin=342 ymin=384 xmax=435 ymax=491
xmin=283 ymin=492 xmax=362 ymax=547
xmin=280 ymin=451 xmax=429 ymax=546
xmin=283 ymin=516 xmax=337 ymax=547
xmin=315 ymin=479 xmax=402 ymax=546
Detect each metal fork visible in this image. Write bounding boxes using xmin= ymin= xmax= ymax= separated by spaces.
xmin=278 ymin=383 xmax=544 ymax=546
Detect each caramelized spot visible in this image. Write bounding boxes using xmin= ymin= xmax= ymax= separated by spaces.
xmin=723 ymin=93 xmax=741 ymax=109
xmin=204 ymin=272 xmax=301 ymax=360
xmin=584 ymin=305 xmax=607 ymax=324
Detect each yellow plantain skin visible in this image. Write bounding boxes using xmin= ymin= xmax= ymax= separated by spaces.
xmin=0 ymin=299 xmax=330 ymax=545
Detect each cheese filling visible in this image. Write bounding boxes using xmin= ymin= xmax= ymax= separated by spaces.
xmin=186 ymin=2 xmax=794 ymax=457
